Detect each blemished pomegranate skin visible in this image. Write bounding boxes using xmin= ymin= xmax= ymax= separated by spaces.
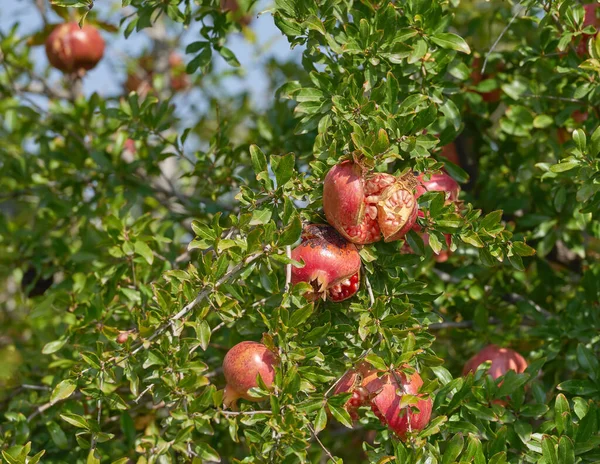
xmin=463 ymin=344 xmax=528 ymax=379
xmin=222 ymin=341 xmax=277 ymax=409
xmin=291 ymin=224 xmax=361 ymax=302
xmin=323 ymin=161 xmax=418 ymax=245
xmin=45 ymin=23 xmax=105 ymax=74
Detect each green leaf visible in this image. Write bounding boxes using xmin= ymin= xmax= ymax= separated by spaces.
xmin=542 ymin=436 xmax=558 ymax=464
xmin=46 ymin=421 xmax=68 ymax=449
xmin=314 ymin=407 xmax=327 ymax=434
xmin=51 ymin=379 xmax=76 ymax=404
xmin=87 ymin=449 xmax=101 ymax=464
xmin=218 ymin=47 xmax=240 ymax=67
xmin=197 ymin=320 xmax=211 ymax=351
xmin=441 ymin=433 xmax=464 ymax=464
xmin=328 ymin=403 xmax=353 ymax=428
xmin=558 ymin=436 xmax=575 ymax=464
xmin=289 ymin=304 xmax=314 ymax=328
xmin=550 ymin=160 xmax=580 ymax=173
xmin=555 ymin=393 xmax=569 ymax=434
xmin=42 ymin=337 xmax=68 ymax=354
xmin=512 ymin=241 xmax=536 ymax=256
xmin=573 ymin=129 xmax=586 ymax=152
xmin=271 ymin=153 xmax=295 ymax=187
xmin=60 ymin=413 xmax=90 ymax=430
xmin=50 ymin=0 xmax=93 ymax=6
xmin=576 ymin=344 xmax=599 ymax=378
xmin=134 ymin=241 xmax=154 ymax=265
xmin=589 ymin=125 xmax=600 ymax=156
xmin=430 ymin=33 xmax=471 ymax=54
xmin=557 ymin=380 xmax=598 ymax=396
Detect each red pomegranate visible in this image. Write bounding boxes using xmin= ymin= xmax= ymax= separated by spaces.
xmin=440 ymin=142 xmax=460 ymax=165
xmin=463 ymin=345 xmax=528 ymax=380
xmin=415 ymin=172 xmax=460 ymax=202
xmin=577 ymin=4 xmax=600 ymax=56
xmin=368 ymin=369 xmax=432 ymax=438
xmin=323 ymin=161 xmax=418 ymax=245
xmin=558 ymin=111 xmax=589 ymax=144
xmin=222 ymin=341 xmax=277 ymax=409
xmin=334 ymin=362 xmax=379 ymax=419
xmin=291 ymin=224 xmax=361 ymax=302
xmin=470 ymin=56 xmax=502 ymax=103
xmin=168 ymin=53 xmax=190 ymax=91
xmin=220 ymin=0 xmax=252 ymax=26
xmin=422 ymin=232 xmax=452 ymax=262
xmin=45 ymin=23 xmax=105 ymax=74
xmin=334 ymin=363 xmax=432 ymax=438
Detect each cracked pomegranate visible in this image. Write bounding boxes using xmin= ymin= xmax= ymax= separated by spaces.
xmin=291 ymin=224 xmax=361 ymax=302
xmin=45 ymin=23 xmax=105 ymax=74
xmin=463 ymin=345 xmax=528 ymax=380
xmin=334 ymin=363 xmax=432 ymax=438
xmin=222 ymin=341 xmax=277 ymax=409
xmin=334 ymin=363 xmax=378 ymax=420
xmin=323 ymin=161 xmax=418 ymax=245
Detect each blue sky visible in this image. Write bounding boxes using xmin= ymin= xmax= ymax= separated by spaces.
xmin=0 ymin=0 xmax=303 ymax=105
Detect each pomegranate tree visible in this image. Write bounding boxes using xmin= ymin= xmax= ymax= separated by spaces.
xmin=222 ymin=341 xmax=278 ymax=409
xmin=291 ymin=224 xmax=361 ymax=302
xmin=45 ymin=23 xmax=105 ymax=74
xmin=323 ymin=161 xmax=418 ymax=244
xmin=463 ymin=345 xmax=528 ymax=380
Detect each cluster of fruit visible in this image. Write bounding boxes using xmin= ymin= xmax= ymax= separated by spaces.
xmin=222 ymin=159 xmax=527 ymax=438
xmin=292 ymin=158 xmax=460 ymax=303
xmin=222 ymin=341 xmax=528 ymax=438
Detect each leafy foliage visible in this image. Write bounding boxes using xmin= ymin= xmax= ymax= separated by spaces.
xmin=0 ymin=0 xmax=599 ymax=462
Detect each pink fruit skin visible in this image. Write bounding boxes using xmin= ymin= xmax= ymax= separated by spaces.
xmin=323 ymin=162 xmax=418 ymax=244
xmin=222 ymin=341 xmax=277 ymax=409
xmin=46 ymin=23 xmax=105 ymax=73
xmin=334 ymin=363 xmax=432 ymax=438
xmin=463 ymin=345 xmax=528 ymax=380
xmin=367 ymin=369 xmax=432 ymax=439
xmin=415 ymin=172 xmax=460 ymax=202
xmin=323 ymin=162 xmax=367 ymax=240
xmin=291 ymin=224 xmax=361 ymax=301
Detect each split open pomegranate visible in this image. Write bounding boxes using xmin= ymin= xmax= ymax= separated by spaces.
xmin=291 ymin=224 xmax=361 ymax=302
xmin=323 ymin=161 xmax=418 ymax=245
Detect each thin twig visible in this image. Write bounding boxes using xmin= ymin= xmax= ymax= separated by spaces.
xmin=284 ymin=246 xmax=292 ymax=293
xmin=220 ymin=410 xmax=272 ymax=416
xmin=364 ymin=274 xmax=375 ymax=307
xmin=90 ymin=370 xmax=104 ymax=449
xmin=307 ymin=423 xmax=336 ymax=461
xmin=482 ymin=0 xmax=527 ymax=74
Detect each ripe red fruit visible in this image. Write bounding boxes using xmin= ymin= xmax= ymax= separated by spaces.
xmin=415 ymin=172 xmax=460 ymax=202
xmin=368 ymin=369 xmax=432 ymax=438
xmin=334 ymin=363 xmax=432 ymax=438
xmin=45 ymin=23 xmax=105 ymax=74
xmin=168 ymin=53 xmax=190 ymax=92
xmin=222 ymin=341 xmax=277 ymax=409
xmin=470 ymin=56 xmax=502 ymax=103
xmin=116 ymin=332 xmax=129 ymax=344
xmin=323 ymin=161 xmax=418 ymax=245
xmin=291 ymin=224 xmax=361 ymax=302
xmin=440 ymin=142 xmax=460 ymax=166
xmin=577 ymin=4 xmax=600 ymax=56
xmin=463 ymin=345 xmax=528 ymax=380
